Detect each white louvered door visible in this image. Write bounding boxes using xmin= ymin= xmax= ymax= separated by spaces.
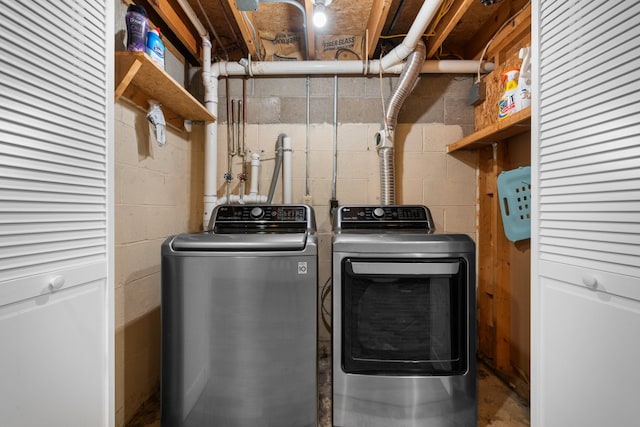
xmin=532 ymin=1 xmax=640 ymax=426
xmin=0 ymin=1 xmax=113 ymax=426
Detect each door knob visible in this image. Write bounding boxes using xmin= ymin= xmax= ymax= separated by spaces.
xmin=582 ymin=276 xmax=597 ymax=289
xmin=48 ymin=276 xmax=65 ymax=292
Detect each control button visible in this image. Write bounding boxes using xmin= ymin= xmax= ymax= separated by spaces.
xmin=372 ymin=207 xmax=385 ymax=219
xmin=250 ymin=207 xmax=264 ymax=219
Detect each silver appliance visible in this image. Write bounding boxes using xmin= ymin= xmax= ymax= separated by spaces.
xmin=332 ymin=205 xmax=477 ymax=427
xmin=161 ymin=204 xmax=317 ymax=427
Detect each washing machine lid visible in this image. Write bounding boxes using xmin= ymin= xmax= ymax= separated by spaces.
xmin=170 ymin=232 xmax=308 ymax=251
xmin=171 ymin=204 xmax=314 ymax=251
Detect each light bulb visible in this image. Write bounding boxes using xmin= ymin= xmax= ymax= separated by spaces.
xmin=313 ymin=4 xmax=327 ymax=27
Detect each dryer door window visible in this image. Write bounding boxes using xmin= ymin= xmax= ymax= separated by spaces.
xmin=341 ymin=258 xmax=467 ymax=375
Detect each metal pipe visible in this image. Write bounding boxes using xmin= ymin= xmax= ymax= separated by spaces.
xmin=283 ymin=136 xmax=292 ymax=204
xmin=388 ymin=0 xmax=408 ymax=34
xmin=385 ymin=42 xmax=426 ymax=133
xmin=230 ymin=99 xmax=237 ymax=157
xmin=242 ymin=78 xmax=247 ymax=174
xmin=305 ymin=76 xmax=311 ymax=197
xmin=378 ymin=41 xmax=427 ymax=205
xmin=226 ymin=78 xmax=232 ymax=168
xmin=267 ymin=134 xmax=285 ymax=203
xmin=332 ymin=75 xmax=338 ymax=201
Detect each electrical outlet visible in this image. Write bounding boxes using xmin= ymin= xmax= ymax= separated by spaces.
xmin=330 ymin=199 xmax=339 ymax=218
xmin=302 ymin=195 xmax=313 ymax=205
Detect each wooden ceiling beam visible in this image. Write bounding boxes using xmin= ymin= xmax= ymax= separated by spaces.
xmin=228 ymin=1 xmax=260 ymax=60
xmin=146 ymin=0 xmax=202 ymax=62
xmin=424 ymin=0 xmax=475 ymax=59
xmin=304 ymin=0 xmax=316 ymax=59
xmin=366 ymin=0 xmax=393 ymax=59
xmin=465 ymin=0 xmax=529 ymax=59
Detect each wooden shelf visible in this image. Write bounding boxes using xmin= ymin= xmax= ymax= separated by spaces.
xmin=447 ymin=107 xmax=531 ymax=153
xmin=115 ymin=52 xmax=216 ymax=130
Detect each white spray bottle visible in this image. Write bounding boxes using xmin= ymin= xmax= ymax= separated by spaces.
xmin=515 ymin=47 xmax=531 ymax=112
xmin=498 ymin=68 xmax=519 ymax=120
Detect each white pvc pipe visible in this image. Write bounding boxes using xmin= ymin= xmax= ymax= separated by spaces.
xmin=202 ymin=38 xmax=218 ymax=227
xmin=249 ymin=152 xmax=260 ymax=196
xmin=380 ymin=0 xmax=445 ymax=70
xmin=216 ymin=194 xmax=268 ymax=204
xmin=283 ymin=136 xmax=292 ymax=204
xmin=214 ymin=58 xmax=492 ymax=77
xmin=176 ymin=0 xmax=208 ymax=37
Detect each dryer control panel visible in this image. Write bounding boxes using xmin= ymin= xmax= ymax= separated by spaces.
xmin=335 ymin=205 xmax=435 ymax=232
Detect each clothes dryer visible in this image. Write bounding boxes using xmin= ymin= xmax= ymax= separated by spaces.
xmin=332 ymin=205 xmax=477 ymax=427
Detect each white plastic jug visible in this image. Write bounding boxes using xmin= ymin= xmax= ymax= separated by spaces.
xmin=515 ymin=47 xmax=531 ymax=112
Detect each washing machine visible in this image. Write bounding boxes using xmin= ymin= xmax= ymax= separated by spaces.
xmin=332 ymin=205 xmax=477 ymax=427
xmin=161 ymin=204 xmax=317 ymax=427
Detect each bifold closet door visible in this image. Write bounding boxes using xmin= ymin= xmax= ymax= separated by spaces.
xmin=0 ymin=1 xmax=114 ymax=425
xmin=532 ymin=1 xmax=640 ymax=426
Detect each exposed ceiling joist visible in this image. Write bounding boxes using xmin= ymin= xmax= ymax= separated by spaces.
xmin=228 ymin=1 xmax=260 ymax=60
xmin=365 ymin=0 xmax=393 ymax=59
xmin=424 ymin=0 xmax=475 ymax=59
xmin=465 ymin=0 xmax=529 ymax=59
xmin=303 ymin=0 xmax=316 ymax=59
xmin=162 ymin=0 xmax=531 ymax=67
xmin=146 ymin=0 xmax=202 ymax=61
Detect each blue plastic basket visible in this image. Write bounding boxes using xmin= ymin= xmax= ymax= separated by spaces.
xmin=497 ymin=166 xmax=531 ymax=242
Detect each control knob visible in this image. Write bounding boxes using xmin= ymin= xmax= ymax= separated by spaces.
xmin=372 ymin=207 xmax=385 ymax=219
xmin=250 ymin=207 xmax=264 ymax=219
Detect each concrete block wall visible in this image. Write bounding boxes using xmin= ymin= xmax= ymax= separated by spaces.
xmin=114 ymin=2 xmax=203 ymax=423
xmin=112 ymin=70 xmax=477 ymax=422
xmin=114 ymin=101 xmax=204 ymax=425
xmin=217 ymin=74 xmax=478 ymax=340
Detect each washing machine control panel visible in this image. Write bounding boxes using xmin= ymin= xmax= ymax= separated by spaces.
xmin=336 ymin=205 xmax=434 ymax=231
xmin=212 ymin=205 xmax=311 ymax=233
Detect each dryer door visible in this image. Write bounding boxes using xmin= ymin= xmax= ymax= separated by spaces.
xmin=341 ymin=258 xmax=468 ymax=375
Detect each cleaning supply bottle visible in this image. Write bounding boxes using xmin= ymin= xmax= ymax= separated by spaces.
xmin=498 ymin=68 xmax=519 ymax=120
xmin=125 ymin=5 xmax=148 ymax=52
xmin=146 ymin=28 xmax=165 ymax=69
xmin=515 ymin=47 xmax=532 ymax=112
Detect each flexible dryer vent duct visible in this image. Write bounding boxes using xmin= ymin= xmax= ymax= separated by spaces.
xmin=377 ymin=41 xmax=427 ymax=205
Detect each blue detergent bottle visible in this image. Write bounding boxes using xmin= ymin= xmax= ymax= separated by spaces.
xmin=146 ymin=28 xmax=165 ymax=69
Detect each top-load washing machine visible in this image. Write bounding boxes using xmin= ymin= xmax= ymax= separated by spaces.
xmin=332 ymin=205 xmax=477 ymax=427
xmin=161 ymin=204 xmax=317 ymax=427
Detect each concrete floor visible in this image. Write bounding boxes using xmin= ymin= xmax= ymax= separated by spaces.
xmin=128 ymin=341 xmax=530 ymax=427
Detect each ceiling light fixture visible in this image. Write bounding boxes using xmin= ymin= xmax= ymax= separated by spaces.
xmin=312 ymin=0 xmax=332 ymax=28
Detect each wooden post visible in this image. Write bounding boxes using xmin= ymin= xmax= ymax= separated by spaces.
xmin=492 ymin=142 xmax=511 ymax=372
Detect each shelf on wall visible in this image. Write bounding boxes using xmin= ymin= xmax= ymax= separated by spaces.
xmin=447 ymin=107 xmax=531 ymax=153
xmin=115 ymin=52 xmax=216 ymax=130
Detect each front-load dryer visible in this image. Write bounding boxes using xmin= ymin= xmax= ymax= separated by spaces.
xmin=332 ymin=205 xmax=477 ymax=427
